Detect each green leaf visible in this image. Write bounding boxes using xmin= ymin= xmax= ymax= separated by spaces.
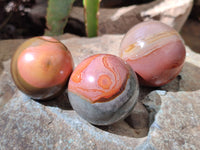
xmin=45 ymin=0 xmax=75 ymax=36
xmin=83 ymin=0 xmax=100 ymax=37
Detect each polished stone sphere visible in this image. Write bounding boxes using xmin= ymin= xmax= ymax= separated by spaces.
xmin=11 ymin=36 xmax=73 ymax=100
xmin=120 ymin=21 xmax=186 ymax=87
xmin=68 ymin=54 xmax=139 ymax=125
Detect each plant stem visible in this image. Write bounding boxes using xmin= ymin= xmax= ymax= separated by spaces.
xmin=45 ymin=0 xmax=75 ymax=36
xmin=83 ymin=0 xmax=100 ymax=37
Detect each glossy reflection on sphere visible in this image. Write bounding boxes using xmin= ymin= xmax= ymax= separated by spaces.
xmin=11 ymin=36 xmax=73 ymax=100
xmin=120 ymin=21 xmax=186 ymax=87
xmin=68 ymin=54 xmax=139 ymax=125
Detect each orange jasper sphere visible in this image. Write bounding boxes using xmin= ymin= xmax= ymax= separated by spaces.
xmin=11 ymin=36 xmax=73 ymax=100
xmin=120 ymin=21 xmax=186 ymax=87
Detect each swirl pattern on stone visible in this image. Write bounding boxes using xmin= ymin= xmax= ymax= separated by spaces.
xmin=68 ymin=54 xmax=139 ymax=125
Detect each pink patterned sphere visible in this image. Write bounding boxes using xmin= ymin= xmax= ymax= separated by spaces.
xmin=11 ymin=36 xmax=73 ymax=100
xmin=120 ymin=21 xmax=186 ymax=87
xmin=68 ymin=54 xmax=139 ymax=125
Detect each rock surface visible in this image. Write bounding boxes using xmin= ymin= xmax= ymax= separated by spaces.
xmin=181 ymin=19 xmax=200 ymax=53
xmin=140 ymin=0 xmax=193 ymax=32
xmin=70 ymin=0 xmax=193 ymax=34
xmin=0 ymin=34 xmax=200 ymax=149
xmin=125 ymin=102 xmax=149 ymax=129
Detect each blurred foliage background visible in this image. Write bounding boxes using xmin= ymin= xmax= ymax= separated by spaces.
xmin=0 ymin=0 xmax=157 ymax=39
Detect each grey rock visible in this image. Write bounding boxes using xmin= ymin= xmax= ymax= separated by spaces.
xmin=0 ymin=34 xmax=200 ymax=149
xmin=106 ymin=120 xmax=149 ymax=138
xmin=141 ymin=0 xmax=193 ymax=32
xmin=0 ymin=92 xmax=146 ymax=149
xmin=141 ymin=91 xmax=162 ymax=126
xmin=0 ymin=60 xmax=16 ymax=108
xmin=62 ymin=34 xmax=123 ymax=67
xmin=141 ymin=90 xmax=200 ymax=150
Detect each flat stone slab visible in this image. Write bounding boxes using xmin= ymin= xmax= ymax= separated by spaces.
xmin=0 ymin=34 xmax=200 ymax=149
